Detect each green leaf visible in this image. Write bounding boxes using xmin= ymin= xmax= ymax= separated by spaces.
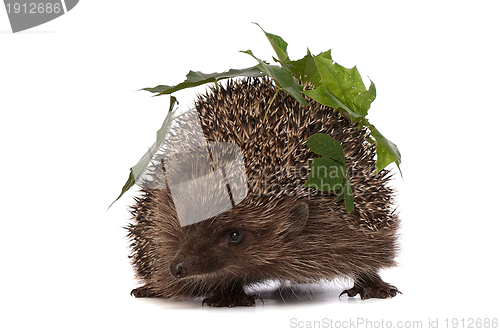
xmin=304 ymin=157 xmax=344 ymax=191
xmin=113 ymin=23 xmax=402 ymax=213
xmin=332 ymin=166 xmax=354 ymax=212
xmin=241 ymin=50 xmax=308 ymax=105
xmin=109 ymin=96 xmax=178 ymax=209
xmin=304 ymin=85 xmax=361 ymax=119
xmin=287 ymin=49 xmax=332 ymax=83
xmin=253 ymin=22 xmax=289 ymax=64
xmin=305 ymin=133 xmax=345 ymax=165
xmin=142 ymin=66 xmax=265 ymax=96
xmin=141 ymin=85 xmax=173 ymax=94
xmin=367 ymin=123 xmax=402 ymax=174
xmin=343 ymin=173 xmax=354 ymax=212
xmin=302 ymin=55 xmax=376 ymax=120
xmin=303 ymin=132 xmax=354 ymax=211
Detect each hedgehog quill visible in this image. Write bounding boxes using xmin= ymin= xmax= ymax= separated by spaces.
xmin=118 ymin=25 xmax=402 ymax=307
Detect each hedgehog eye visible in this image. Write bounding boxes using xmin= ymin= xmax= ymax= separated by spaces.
xmin=228 ymin=230 xmax=243 ymax=243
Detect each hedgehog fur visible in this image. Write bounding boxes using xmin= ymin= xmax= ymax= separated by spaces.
xmin=126 ymin=78 xmax=401 ymax=307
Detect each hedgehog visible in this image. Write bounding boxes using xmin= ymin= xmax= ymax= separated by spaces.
xmin=126 ymin=78 xmax=401 ymax=307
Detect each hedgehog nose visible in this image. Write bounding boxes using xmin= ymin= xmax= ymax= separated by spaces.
xmin=169 ymin=261 xmax=186 ymax=279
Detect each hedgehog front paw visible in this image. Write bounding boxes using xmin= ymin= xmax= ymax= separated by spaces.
xmin=202 ymin=293 xmax=260 ymax=307
xmin=339 ymin=280 xmax=401 ymax=300
xmin=130 ymin=286 xmax=158 ymax=298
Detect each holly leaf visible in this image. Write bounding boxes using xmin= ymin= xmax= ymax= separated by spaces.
xmin=109 ymin=96 xmax=178 ymax=209
xmin=305 ymin=133 xmax=345 ymax=165
xmin=142 ymin=66 xmax=265 ymax=96
xmin=241 ymin=50 xmax=307 ymax=105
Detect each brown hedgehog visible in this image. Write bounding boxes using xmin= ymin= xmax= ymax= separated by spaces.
xmin=126 ymin=78 xmax=401 ymax=307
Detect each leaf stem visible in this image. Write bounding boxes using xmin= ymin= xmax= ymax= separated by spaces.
xmin=261 ymin=88 xmax=279 ymax=132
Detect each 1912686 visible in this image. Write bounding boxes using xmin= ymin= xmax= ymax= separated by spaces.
xmin=6 ymin=2 xmax=62 ymax=14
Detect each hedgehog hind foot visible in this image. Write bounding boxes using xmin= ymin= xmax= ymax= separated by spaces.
xmin=339 ymin=274 xmax=401 ymax=300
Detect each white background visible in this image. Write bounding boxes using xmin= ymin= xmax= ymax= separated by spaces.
xmin=1 ymin=1 xmax=499 ymax=331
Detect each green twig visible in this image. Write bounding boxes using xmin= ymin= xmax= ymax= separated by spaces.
xmin=261 ymin=88 xmax=279 ymax=132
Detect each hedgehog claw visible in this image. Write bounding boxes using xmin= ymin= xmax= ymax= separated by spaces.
xmin=130 ymin=286 xmax=157 ymax=298
xmin=339 ymin=285 xmax=364 ymax=299
xmin=339 ymin=278 xmax=400 ymax=300
xmin=252 ymin=294 xmax=264 ymax=305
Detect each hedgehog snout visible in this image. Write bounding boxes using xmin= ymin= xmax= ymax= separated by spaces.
xmin=169 ymin=259 xmax=187 ymax=279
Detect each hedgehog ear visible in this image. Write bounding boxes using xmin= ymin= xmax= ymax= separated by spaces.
xmin=283 ymin=201 xmax=309 ymax=239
